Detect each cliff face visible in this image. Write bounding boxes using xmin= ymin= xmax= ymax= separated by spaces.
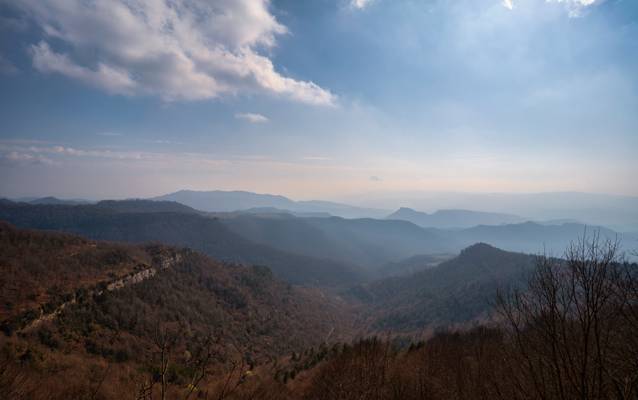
xmin=106 ymin=250 xmax=183 ymax=291
xmin=18 ymin=248 xmax=186 ymax=332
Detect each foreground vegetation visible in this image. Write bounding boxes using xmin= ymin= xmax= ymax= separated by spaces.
xmin=1 ymin=221 xmax=636 ymax=399
xmin=292 ymin=235 xmax=638 ymax=400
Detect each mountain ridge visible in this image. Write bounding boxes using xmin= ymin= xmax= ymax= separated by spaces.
xmin=387 ymin=207 xmax=526 ymax=228
xmin=0 ymin=201 xmax=362 ymax=286
xmin=154 ymin=189 xmax=389 ymax=218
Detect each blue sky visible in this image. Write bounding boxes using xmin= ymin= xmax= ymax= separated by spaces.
xmin=0 ymin=0 xmax=636 ymax=200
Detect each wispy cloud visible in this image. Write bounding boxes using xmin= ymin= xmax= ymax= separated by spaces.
xmin=235 ymin=112 xmax=270 ymax=123
xmin=11 ymin=0 xmax=336 ymax=106
xmin=0 ymin=141 xmax=225 ymax=166
xmin=547 ymin=0 xmax=602 ymax=17
xmin=1 ymin=151 xmax=57 ymax=166
xmin=0 ymin=139 xmax=51 ymax=145
xmin=370 ymin=175 xmax=382 ymax=182
xmin=351 ymin=0 xmax=374 ymax=9
xmin=497 ymin=0 xmax=603 ymax=15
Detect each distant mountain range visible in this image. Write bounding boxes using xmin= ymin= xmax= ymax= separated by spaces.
xmin=2 ymin=198 xmax=634 ymax=285
xmin=22 ymin=196 xmax=92 ymax=205
xmin=95 ymin=199 xmax=200 ymax=214
xmin=0 ymin=200 xmax=361 ymax=286
xmin=9 ymin=190 xmax=638 ymax=232
xmin=219 ymin=213 xmax=451 ymax=270
xmin=220 ymin=212 xmax=637 ymax=266
xmin=386 ymin=207 xmax=526 ymax=228
xmin=344 ymin=191 xmax=638 ymax=232
xmin=451 ymin=221 xmax=632 ymax=256
xmin=153 ymin=190 xmax=389 ymax=218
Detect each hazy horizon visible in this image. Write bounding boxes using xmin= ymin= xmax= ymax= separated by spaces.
xmin=4 ymin=187 xmax=638 ymax=206
xmin=5 ymin=187 xmax=638 ymax=231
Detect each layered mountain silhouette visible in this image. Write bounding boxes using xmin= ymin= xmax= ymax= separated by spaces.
xmin=1 ymin=198 xmax=633 ymax=286
xmin=0 ymin=200 xmax=360 ymax=286
xmin=452 ymin=221 xmax=628 ymax=255
xmin=220 ymin=213 xmax=452 ymax=269
xmin=26 ymin=196 xmax=91 ymax=205
xmin=387 ymin=207 xmax=525 ymax=228
xmin=154 ymin=190 xmax=388 ymax=218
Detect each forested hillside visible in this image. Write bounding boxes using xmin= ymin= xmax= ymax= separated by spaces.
xmin=350 ymin=243 xmax=536 ymax=331
xmin=0 ymin=223 xmax=354 ymax=399
xmin=1 ymin=220 xmax=636 ymax=399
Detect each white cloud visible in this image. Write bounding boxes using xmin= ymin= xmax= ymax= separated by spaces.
xmin=351 ymin=0 xmax=374 ymax=9
xmin=2 ymin=151 xmax=56 ymax=166
xmin=499 ymin=0 xmax=601 ymax=15
xmin=13 ymin=0 xmax=335 ymax=106
xmin=235 ymin=112 xmax=270 ymax=123
xmin=546 ymin=0 xmax=602 ymax=17
xmin=31 ymin=42 xmax=137 ymax=95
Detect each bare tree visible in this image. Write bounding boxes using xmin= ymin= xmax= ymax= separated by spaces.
xmin=184 ymin=334 xmax=218 ymax=400
xmin=153 ymin=324 xmax=179 ymax=400
xmin=496 ymin=231 xmax=638 ymax=400
xmin=215 ymin=343 xmax=249 ymax=400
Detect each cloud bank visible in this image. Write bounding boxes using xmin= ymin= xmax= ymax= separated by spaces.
xmin=14 ymin=0 xmax=335 ymax=105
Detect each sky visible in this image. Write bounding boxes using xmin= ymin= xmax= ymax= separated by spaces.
xmin=0 ymin=0 xmax=637 ymax=201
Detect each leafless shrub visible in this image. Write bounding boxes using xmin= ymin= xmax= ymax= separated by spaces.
xmin=496 ymin=231 xmax=638 ymax=400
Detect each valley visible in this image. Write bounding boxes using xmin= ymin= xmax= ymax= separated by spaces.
xmin=1 ymin=195 xmax=636 ymax=399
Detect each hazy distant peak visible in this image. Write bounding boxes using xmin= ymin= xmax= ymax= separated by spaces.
xmin=95 ymin=199 xmax=199 ymax=214
xmin=387 ymin=207 xmax=525 ymax=229
xmin=154 ymin=189 xmax=388 ymax=218
xmin=28 ymin=196 xmax=90 ymax=205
